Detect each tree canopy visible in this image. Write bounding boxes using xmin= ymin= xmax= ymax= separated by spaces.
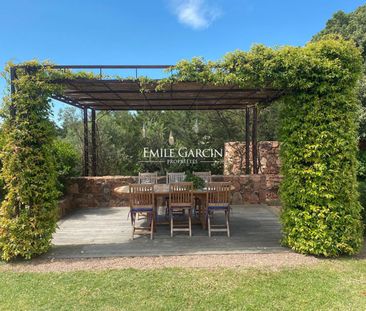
xmin=313 ymin=4 xmax=366 ymax=137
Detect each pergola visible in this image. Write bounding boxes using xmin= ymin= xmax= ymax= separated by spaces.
xmin=12 ymin=65 xmax=284 ymax=176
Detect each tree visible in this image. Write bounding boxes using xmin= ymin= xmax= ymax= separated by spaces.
xmin=313 ymin=4 xmax=366 ymax=137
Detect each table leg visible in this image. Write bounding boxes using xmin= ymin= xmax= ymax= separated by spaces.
xmin=197 ymin=195 xmax=207 ymax=230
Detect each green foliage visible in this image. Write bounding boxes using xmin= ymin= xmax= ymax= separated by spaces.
xmin=358 ymin=180 xmax=366 ymax=226
xmin=313 ymin=4 xmax=366 ymax=137
xmin=52 ymin=139 xmax=80 ymax=192
xmin=278 ymin=39 xmax=364 ymax=256
xmin=0 ymin=62 xmax=61 ymax=261
xmin=313 ymin=4 xmax=366 ymax=59
xmin=357 ymin=149 xmax=366 ymax=179
xmin=184 ymin=173 xmax=205 ymax=190
xmin=0 ymin=128 xmax=6 ymax=200
xmin=57 ymin=108 xmax=236 ymax=176
xmin=161 ymin=37 xmax=364 ymax=256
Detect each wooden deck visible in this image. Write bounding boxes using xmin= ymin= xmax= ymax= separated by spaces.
xmin=47 ymin=205 xmax=286 ymax=259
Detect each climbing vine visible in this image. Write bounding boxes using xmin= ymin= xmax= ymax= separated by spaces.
xmin=0 ymin=62 xmax=61 ymax=260
xmin=159 ymin=36 xmax=364 ymax=256
xmin=0 ymin=36 xmax=363 ymax=260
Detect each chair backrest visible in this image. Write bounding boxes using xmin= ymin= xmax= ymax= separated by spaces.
xmin=206 ymin=182 xmax=231 ymax=206
xmin=129 ymin=184 xmax=154 ymax=208
xmin=193 ymin=171 xmax=212 ymax=183
xmin=167 ymin=172 xmax=186 ymax=184
xmin=138 ymin=172 xmax=158 ymax=184
xmin=169 ymin=182 xmax=193 ymax=207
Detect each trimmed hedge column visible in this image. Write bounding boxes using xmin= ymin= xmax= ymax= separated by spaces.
xmin=0 ymin=64 xmax=60 ymax=260
xmin=279 ymin=39 xmax=364 ymax=256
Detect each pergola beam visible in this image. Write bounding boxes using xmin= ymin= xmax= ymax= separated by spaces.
xmin=15 ymin=65 xmax=173 ymax=69
xmin=74 ymin=97 xmax=271 ymax=102
xmin=63 ymin=88 xmax=280 ymax=94
xmin=82 ymin=106 xmax=256 ymax=111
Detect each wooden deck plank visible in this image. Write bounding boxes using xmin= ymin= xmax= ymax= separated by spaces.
xmin=46 ymin=205 xmax=286 ymax=258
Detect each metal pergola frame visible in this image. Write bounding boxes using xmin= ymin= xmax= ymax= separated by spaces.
xmin=10 ymin=64 xmax=285 ymax=177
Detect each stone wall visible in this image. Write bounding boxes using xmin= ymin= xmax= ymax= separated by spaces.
xmin=60 ymin=174 xmax=282 ymax=215
xmin=224 ymin=141 xmax=280 ymax=175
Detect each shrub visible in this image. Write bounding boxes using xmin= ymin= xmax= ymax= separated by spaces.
xmin=359 ymin=180 xmax=366 ymax=227
xmin=184 ymin=173 xmax=205 ymax=190
xmin=357 ymin=149 xmax=366 ymax=179
xmin=0 ymin=63 xmax=60 ymax=261
xmin=52 ymin=139 xmax=80 ymax=193
xmin=279 ymin=39 xmax=364 ymax=256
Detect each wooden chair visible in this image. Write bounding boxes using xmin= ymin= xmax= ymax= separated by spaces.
xmin=138 ymin=172 xmax=158 ymax=184
xmin=166 ymin=173 xmax=186 ymax=216
xmin=167 ymin=172 xmax=186 ymax=183
xmin=169 ymin=182 xmax=193 ymax=237
xmin=193 ymin=171 xmax=211 ymax=217
xmin=136 ymin=173 xmax=157 ymax=220
xmin=129 ymin=184 xmax=155 ymax=240
xmin=206 ymin=182 xmax=231 ymax=237
xmin=193 ymin=171 xmax=212 ymax=184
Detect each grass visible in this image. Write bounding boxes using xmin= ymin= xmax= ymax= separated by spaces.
xmin=0 ymin=260 xmax=365 ymax=310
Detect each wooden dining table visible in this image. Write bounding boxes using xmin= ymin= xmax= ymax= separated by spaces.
xmin=114 ymin=184 xmax=212 ymax=229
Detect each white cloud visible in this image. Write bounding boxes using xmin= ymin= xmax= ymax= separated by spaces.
xmin=169 ymin=0 xmax=222 ymax=30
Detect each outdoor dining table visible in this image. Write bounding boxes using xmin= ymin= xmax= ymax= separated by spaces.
xmin=114 ymin=184 xmax=228 ymax=229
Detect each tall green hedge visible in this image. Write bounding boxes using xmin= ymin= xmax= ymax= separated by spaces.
xmin=278 ymin=39 xmax=364 ymax=256
xmin=0 ymin=63 xmax=60 ymax=261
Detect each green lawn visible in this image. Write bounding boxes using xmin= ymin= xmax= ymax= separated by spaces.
xmin=0 ymin=260 xmax=365 ymax=311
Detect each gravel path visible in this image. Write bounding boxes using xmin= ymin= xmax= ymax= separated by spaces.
xmin=1 ymin=252 xmax=320 ymax=273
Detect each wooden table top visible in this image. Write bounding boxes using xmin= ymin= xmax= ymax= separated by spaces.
xmin=114 ymin=184 xmax=235 ymax=195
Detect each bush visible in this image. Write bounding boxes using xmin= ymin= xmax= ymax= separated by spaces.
xmin=357 ymin=149 xmax=366 ymax=179
xmin=52 ymin=139 xmax=80 ymax=193
xmin=0 ymin=63 xmax=60 ymax=261
xmin=279 ymin=39 xmax=364 ymax=256
xmin=359 ymin=180 xmax=366 ymax=227
xmin=184 ymin=173 xmax=205 ymax=190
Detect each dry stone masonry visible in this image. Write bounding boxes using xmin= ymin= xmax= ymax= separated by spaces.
xmin=224 ymin=141 xmax=280 ymax=175
xmin=59 ymin=141 xmax=282 ymax=215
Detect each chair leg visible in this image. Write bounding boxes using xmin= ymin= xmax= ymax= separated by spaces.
xmin=131 ymin=212 xmax=136 ymax=240
xmin=188 ymin=208 xmax=192 ymax=237
xmin=165 ymin=198 xmax=169 ymax=218
xmin=150 ymin=212 xmax=154 ymax=240
xmin=208 ymin=211 xmax=211 ymax=237
xmin=170 ymin=209 xmax=174 ymax=237
xmin=226 ymin=210 xmax=230 ymax=237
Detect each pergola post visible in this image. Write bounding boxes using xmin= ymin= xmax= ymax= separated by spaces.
xmin=83 ymin=107 xmax=89 ymax=176
xmin=91 ymin=108 xmax=97 ymax=176
xmin=10 ymin=67 xmax=16 ymax=119
xmin=252 ymin=105 xmax=258 ymax=174
xmin=245 ymin=107 xmax=250 ymax=174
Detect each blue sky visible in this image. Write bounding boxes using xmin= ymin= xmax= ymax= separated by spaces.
xmin=0 ymin=0 xmax=365 ymax=118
